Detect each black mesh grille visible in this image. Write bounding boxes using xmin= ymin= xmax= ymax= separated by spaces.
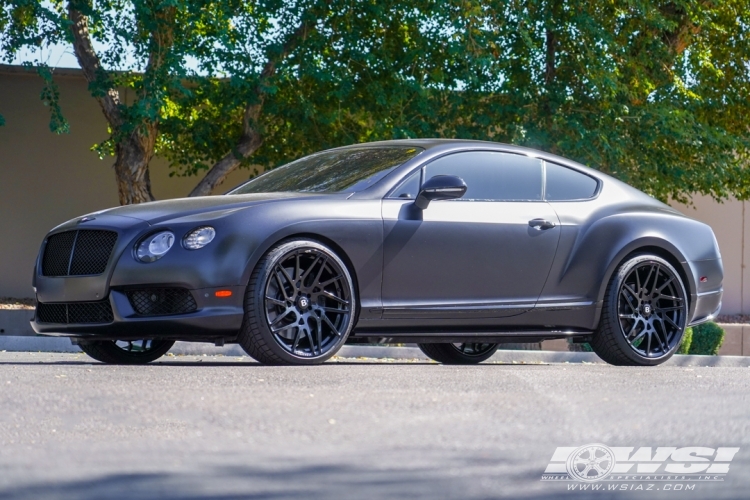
xmin=36 ymin=300 xmax=114 ymax=324
xmin=70 ymin=231 xmax=118 ymax=275
xmin=42 ymin=230 xmax=117 ymax=277
xmin=42 ymin=232 xmax=76 ymax=276
xmin=35 ymin=303 xmax=67 ymax=324
xmin=127 ymin=288 xmax=198 ymax=316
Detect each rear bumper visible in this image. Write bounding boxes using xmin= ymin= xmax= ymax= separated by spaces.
xmin=30 ymin=286 xmax=245 ymax=341
xmin=688 ymin=288 xmax=722 ymax=327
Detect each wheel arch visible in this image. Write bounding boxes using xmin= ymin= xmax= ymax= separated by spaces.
xmin=241 ymin=230 xmax=363 ymax=316
xmin=596 ymin=239 xmax=695 ymax=322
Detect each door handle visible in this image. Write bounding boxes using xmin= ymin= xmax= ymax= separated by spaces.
xmin=529 ymin=218 xmax=556 ymax=230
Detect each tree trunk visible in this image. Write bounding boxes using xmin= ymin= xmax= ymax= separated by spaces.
xmin=189 ymin=128 xmax=262 ymax=197
xmin=113 ymin=133 xmax=156 ymax=204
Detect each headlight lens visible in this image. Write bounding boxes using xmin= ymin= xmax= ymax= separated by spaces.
xmin=183 ymin=226 xmax=216 ymax=250
xmin=136 ymin=231 xmax=175 ymax=262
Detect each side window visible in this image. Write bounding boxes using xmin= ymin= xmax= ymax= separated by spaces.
xmin=423 ymin=151 xmax=542 ymax=201
xmin=544 ymin=162 xmax=598 ymax=201
xmin=388 ymin=170 xmax=421 ymax=199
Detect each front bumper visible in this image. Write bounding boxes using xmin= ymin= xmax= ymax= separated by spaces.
xmin=32 ymin=213 xmax=256 ymax=341
xmin=31 ymin=286 xmax=246 ymax=341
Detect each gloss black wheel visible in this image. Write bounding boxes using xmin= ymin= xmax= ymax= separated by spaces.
xmin=78 ymin=339 xmax=175 ymax=364
xmin=238 ymin=239 xmax=357 ymax=365
xmin=591 ymin=254 xmax=688 ymax=366
xmin=418 ymin=342 xmax=499 ymax=364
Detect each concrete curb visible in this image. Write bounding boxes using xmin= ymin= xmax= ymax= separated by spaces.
xmin=2 ymin=335 xmax=749 ymax=366
xmin=0 ymin=310 xmax=35 ymax=336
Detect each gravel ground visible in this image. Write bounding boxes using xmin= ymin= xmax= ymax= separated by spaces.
xmin=0 ymin=298 xmax=34 ymax=310
xmin=0 ymin=351 xmax=748 ymax=500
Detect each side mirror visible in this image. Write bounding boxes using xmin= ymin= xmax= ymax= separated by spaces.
xmin=414 ymin=175 xmax=467 ymax=210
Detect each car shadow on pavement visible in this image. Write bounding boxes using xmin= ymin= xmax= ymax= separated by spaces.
xmin=0 ymin=463 xmax=704 ymax=500
xmin=0 ymin=358 xmax=553 ymax=367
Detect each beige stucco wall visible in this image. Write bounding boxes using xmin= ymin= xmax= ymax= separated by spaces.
xmin=669 ymin=196 xmax=748 ymax=316
xmin=1 ymin=66 xmax=748 ymax=315
xmin=0 ymin=67 xmax=249 ymax=298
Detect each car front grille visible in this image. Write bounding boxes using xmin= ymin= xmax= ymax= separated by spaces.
xmin=42 ymin=230 xmax=118 ymax=277
xmin=36 ymin=300 xmax=114 ymax=324
xmin=126 ymin=288 xmax=198 ymax=316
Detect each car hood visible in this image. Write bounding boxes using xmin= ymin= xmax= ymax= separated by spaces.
xmin=86 ymin=192 xmax=334 ymax=225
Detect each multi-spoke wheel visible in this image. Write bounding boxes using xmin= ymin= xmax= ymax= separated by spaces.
xmin=238 ymin=239 xmax=357 ymax=365
xmin=78 ymin=339 xmax=175 ymax=364
xmin=418 ymin=342 xmax=499 ymax=364
xmin=591 ymin=254 xmax=688 ymax=366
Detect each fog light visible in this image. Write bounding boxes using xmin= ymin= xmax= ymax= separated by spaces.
xmin=183 ymin=226 xmax=216 ymax=250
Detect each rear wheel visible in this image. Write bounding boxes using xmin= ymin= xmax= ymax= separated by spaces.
xmin=78 ymin=339 xmax=174 ymax=364
xmin=238 ymin=239 xmax=357 ymax=365
xmin=418 ymin=343 xmax=499 ymax=364
xmin=591 ymin=254 xmax=688 ymax=366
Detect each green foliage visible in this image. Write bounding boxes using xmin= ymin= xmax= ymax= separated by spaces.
xmin=677 ymin=327 xmax=693 ymax=355
xmin=34 ymin=63 xmax=69 ymax=134
xmin=567 ymin=338 xmax=593 ymax=352
xmin=2 ymin=1 xmax=750 ymax=201
xmin=688 ymin=322 xmax=725 ymax=356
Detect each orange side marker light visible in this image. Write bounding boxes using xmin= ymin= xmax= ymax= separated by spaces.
xmin=215 ymin=290 xmax=233 ymax=298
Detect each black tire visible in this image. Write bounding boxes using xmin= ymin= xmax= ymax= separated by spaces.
xmin=591 ymin=254 xmax=688 ymax=366
xmin=238 ymin=239 xmax=357 ymax=365
xmin=418 ymin=343 xmax=500 ymax=364
xmin=78 ymin=339 xmax=174 ymax=364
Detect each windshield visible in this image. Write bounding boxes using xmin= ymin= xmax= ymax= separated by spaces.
xmin=229 ymin=146 xmax=423 ymax=194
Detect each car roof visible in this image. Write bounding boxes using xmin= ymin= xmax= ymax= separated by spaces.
xmin=333 ymin=138 xmax=597 ymax=173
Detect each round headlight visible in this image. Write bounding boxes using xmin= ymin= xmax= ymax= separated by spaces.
xmin=183 ymin=226 xmax=216 ymax=250
xmin=136 ymin=231 xmax=175 ymax=262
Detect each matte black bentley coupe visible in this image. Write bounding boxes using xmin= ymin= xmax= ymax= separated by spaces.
xmin=31 ymin=140 xmax=723 ymax=366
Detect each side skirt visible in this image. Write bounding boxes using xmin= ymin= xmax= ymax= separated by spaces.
xmin=348 ymin=329 xmax=593 ymax=344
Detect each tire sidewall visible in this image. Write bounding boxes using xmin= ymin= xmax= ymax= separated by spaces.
xmin=604 ymin=255 xmax=687 ymax=366
xmin=248 ymin=239 xmax=357 ymax=365
xmin=419 ymin=343 xmax=499 ymax=364
xmin=80 ymin=339 xmax=174 ymax=364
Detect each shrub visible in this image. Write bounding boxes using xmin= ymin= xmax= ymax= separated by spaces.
xmin=687 ymin=322 xmax=725 ymax=356
xmin=567 ymin=339 xmax=593 ymax=352
xmin=677 ymin=327 xmax=693 ymax=355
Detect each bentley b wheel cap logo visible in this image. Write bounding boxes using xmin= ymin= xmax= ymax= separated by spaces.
xmin=299 ymin=297 xmax=309 ymax=308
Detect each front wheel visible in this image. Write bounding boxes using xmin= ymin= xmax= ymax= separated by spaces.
xmin=591 ymin=254 xmax=688 ymax=366
xmin=238 ymin=239 xmax=357 ymax=365
xmin=78 ymin=339 xmax=175 ymax=364
xmin=418 ymin=343 xmax=500 ymax=364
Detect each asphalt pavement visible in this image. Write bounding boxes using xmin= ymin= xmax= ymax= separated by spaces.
xmin=0 ymin=351 xmax=748 ymax=500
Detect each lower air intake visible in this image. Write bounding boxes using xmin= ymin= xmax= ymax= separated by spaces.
xmin=126 ymin=288 xmax=198 ymax=316
xmin=36 ymin=300 xmax=114 ymax=324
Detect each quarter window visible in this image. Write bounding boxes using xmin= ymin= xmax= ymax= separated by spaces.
xmin=389 ymin=170 xmax=421 ymax=199
xmin=544 ymin=162 xmax=598 ymax=201
xmin=423 ymin=151 xmax=542 ymax=201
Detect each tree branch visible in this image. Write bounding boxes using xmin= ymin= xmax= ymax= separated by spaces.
xmin=188 ymin=20 xmax=313 ymax=197
xmin=67 ymin=4 xmax=122 ymax=129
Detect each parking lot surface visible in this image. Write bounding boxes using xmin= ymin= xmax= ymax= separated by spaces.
xmin=0 ymin=351 xmax=748 ymax=499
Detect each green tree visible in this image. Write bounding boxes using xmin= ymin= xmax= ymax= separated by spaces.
xmin=374 ymin=0 xmax=750 ymax=204
xmin=2 ymin=1 xmax=750 ymax=205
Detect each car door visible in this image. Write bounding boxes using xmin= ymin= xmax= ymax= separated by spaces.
xmin=381 ymin=150 xmax=561 ymax=319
